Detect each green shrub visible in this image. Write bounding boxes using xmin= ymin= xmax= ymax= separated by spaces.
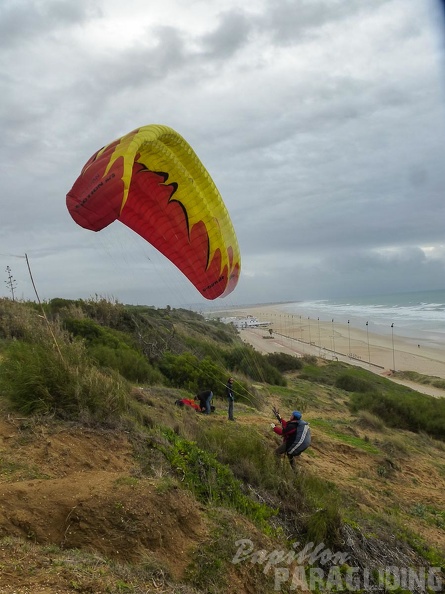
xmin=283 ymin=473 xmax=342 ymax=547
xmin=45 ymin=297 xmax=79 ymax=314
xmin=159 ymin=428 xmax=276 ymax=529
xmin=197 ymin=357 xmax=229 ymax=393
xmin=299 ymin=361 xmax=353 ymax=385
xmin=0 ymin=341 xmax=74 ymax=415
xmin=394 ymin=370 xmax=445 ymax=391
xmin=70 ymin=295 xmax=126 ymax=328
xmin=89 ymin=344 xmax=163 ymax=384
xmin=0 ymin=298 xmax=48 ymax=342
xmin=159 ymin=351 xmax=198 ymax=389
xmin=159 ymin=352 xmax=207 ymax=392
xmin=63 ymin=318 xmax=104 ymax=343
xmin=349 ymin=391 xmax=445 ymax=441
xmin=298 ymin=364 xmax=325 ymax=382
xmin=63 ymin=317 xmax=163 ymax=384
xmin=181 ymin=336 xmax=227 ymax=363
xmin=224 ymin=346 xmax=286 ymax=386
xmin=197 ymin=425 xmax=279 ymax=490
xmin=0 ymin=338 xmax=131 ymax=421
xmin=301 ymin=354 xmax=318 ymax=366
xmin=335 ymin=373 xmax=374 ymax=393
xmin=305 ymin=496 xmax=342 ymax=545
xmin=157 ymin=352 xmax=256 ymax=403
xmin=63 ymin=318 xmax=134 ymax=349
xmin=266 ymin=352 xmax=303 ymax=372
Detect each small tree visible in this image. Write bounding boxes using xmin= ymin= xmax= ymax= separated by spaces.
xmin=5 ymin=266 xmax=17 ymax=301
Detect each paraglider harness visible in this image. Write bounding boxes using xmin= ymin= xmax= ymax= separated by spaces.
xmin=272 ymin=406 xmax=311 ymax=459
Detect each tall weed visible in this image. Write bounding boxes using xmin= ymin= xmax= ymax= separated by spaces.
xmin=0 ymin=337 xmax=131 ymax=421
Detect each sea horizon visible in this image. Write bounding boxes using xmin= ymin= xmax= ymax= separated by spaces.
xmin=206 ymin=288 xmax=445 ymax=349
xmin=272 ymin=289 xmax=445 ymax=349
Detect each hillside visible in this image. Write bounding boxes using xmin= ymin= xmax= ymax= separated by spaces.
xmin=0 ymin=297 xmax=444 ymax=593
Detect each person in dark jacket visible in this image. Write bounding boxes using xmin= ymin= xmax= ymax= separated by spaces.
xmin=272 ymin=410 xmax=311 ymax=468
xmin=196 ymin=390 xmax=213 ymax=414
xmin=226 ymin=377 xmax=235 ymax=421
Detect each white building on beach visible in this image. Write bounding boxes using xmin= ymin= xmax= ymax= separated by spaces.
xmin=220 ymin=315 xmax=271 ymax=329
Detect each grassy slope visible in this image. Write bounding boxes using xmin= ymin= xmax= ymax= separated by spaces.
xmin=0 ymin=299 xmax=444 ymax=593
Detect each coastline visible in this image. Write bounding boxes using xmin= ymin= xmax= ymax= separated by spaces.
xmin=211 ymin=303 xmax=445 ymax=396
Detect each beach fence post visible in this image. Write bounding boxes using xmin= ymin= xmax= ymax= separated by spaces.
xmin=366 ymin=321 xmax=371 ymax=366
xmin=318 ymin=317 xmax=321 ymax=356
xmin=331 ymin=319 xmax=336 ymax=354
xmin=348 ymin=320 xmax=351 ymax=358
xmin=391 ymin=323 xmax=396 ymax=372
xmin=299 ymin=315 xmax=305 ymax=352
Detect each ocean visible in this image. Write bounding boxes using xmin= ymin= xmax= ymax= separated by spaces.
xmin=278 ymin=289 xmax=445 ymax=348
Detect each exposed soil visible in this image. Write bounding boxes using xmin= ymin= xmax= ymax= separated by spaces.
xmin=0 ymin=417 xmax=210 ymax=593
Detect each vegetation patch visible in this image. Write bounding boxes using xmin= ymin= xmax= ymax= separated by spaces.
xmin=394 ymin=370 xmax=445 ymax=391
xmin=265 ymin=352 xmax=303 ymax=372
xmin=185 ymin=510 xmax=278 ymax=594
xmin=0 ymin=339 xmax=131 ymax=421
xmin=158 ymin=428 xmax=277 ymax=531
xmin=0 ymin=457 xmax=49 ymax=481
xmin=197 ymin=424 xmax=281 ymax=491
xmin=410 ymin=503 xmax=445 ymax=530
xmin=223 ymin=345 xmax=287 ymax=386
xmin=310 ymin=419 xmax=381 ymax=453
xmin=297 ymin=361 xmax=351 ymax=385
xmin=348 ymin=389 xmax=445 ymax=441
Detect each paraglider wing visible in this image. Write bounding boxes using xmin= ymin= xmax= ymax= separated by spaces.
xmin=66 ymin=125 xmax=240 ymax=299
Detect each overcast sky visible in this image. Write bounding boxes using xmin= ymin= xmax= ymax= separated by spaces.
xmin=2 ymin=0 xmax=445 ymax=308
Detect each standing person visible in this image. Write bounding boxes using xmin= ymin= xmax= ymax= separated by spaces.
xmin=196 ymin=389 xmax=213 ymax=415
xmin=271 ymin=409 xmax=311 ymax=468
xmin=226 ymin=377 xmax=235 ymax=421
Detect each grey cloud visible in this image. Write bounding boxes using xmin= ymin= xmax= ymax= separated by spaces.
xmin=0 ymin=0 xmax=100 ymax=47
xmin=255 ymin=0 xmax=391 ymax=46
xmin=67 ymin=11 xmax=251 ymax=98
xmin=200 ymin=10 xmax=252 ymax=58
xmin=236 ymin=244 xmax=445 ymax=303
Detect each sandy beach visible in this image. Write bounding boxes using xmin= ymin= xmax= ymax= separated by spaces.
xmin=210 ymin=303 xmax=445 ymax=397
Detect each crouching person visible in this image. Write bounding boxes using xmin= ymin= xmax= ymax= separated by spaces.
xmin=196 ymin=389 xmax=213 ymax=415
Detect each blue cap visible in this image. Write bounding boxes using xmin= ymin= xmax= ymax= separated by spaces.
xmin=292 ymin=411 xmax=302 ymax=420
